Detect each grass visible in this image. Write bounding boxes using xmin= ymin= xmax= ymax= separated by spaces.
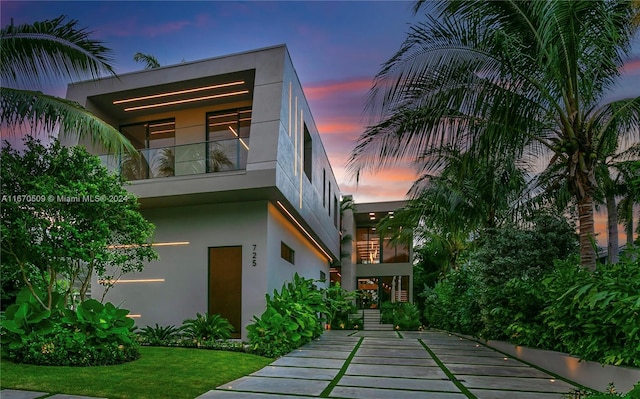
xmin=0 ymin=346 xmax=272 ymax=399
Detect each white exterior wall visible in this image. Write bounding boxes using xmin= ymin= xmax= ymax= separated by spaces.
xmin=92 ymin=201 xmax=270 ymax=340
xmin=266 ymin=202 xmax=330 ymax=293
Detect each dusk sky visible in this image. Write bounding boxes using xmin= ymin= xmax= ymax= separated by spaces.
xmin=2 ymin=1 xmax=639 ymax=242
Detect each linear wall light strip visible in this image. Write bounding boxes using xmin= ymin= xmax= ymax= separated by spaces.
xmin=113 ymin=81 xmax=245 ymax=104
xmin=228 ymin=126 xmax=250 ymax=150
xmin=148 ymin=121 xmax=175 ymax=128
xmin=124 ymin=90 xmax=249 ymax=111
xmin=107 ymin=241 xmax=190 ymax=249
xmin=98 ymin=278 xmax=166 ymax=284
xmin=276 ymin=200 xmax=333 ymax=262
xmin=149 ymin=129 xmax=175 ymax=135
xmin=127 ymin=314 xmax=142 ymax=318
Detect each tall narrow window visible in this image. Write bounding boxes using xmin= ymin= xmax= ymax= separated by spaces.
xmin=322 ymin=169 xmax=326 ymax=207
xmin=303 ymin=125 xmax=312 ymax=181
xmin=334 ymin=196 xmax=339 ymax=227
xmin=328 ymin=182 xmax=332 ymax=216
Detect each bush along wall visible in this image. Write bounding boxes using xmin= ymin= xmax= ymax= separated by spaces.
xmin=421 ymin=247 xmax=640 ymax=368
xmin=1 ymin=289 xmax=140 ymax=366
xmin=247 ymin=273 xmax=325 ymax=357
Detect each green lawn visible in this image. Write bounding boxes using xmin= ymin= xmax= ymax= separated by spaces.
xmin=0 ymin=346 xmax=272 ymax=399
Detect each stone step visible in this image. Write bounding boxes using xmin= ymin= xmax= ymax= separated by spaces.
xmin=365 ymin=324 xmax=394 ymax=331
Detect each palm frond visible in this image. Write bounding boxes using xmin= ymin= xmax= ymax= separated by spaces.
xmin=1 ymin=87 xmax=134 ymax=155
xmin=1 ymin=15 xmax=115 ymax=89
xmin=133 ymin=52 xmax=161 ymax=69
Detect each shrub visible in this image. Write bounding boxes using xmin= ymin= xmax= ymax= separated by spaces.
xmin=247 ymin=273 xmax=325 ymax=357
xmin=138 ymin=324 xmax=184 ymax=346
xmin=393 ymin=302 xmax=422 ymax=330
xmin=182 ymin=313 xmax=234 ymax=342
xmin=1 ymin=289 xmax=139 ymax=366
xmin=543 ymin=250 xmax=640 ymax=367
xmin=6 ymin=324 xmax=139 ymax=366
xmin=380 ymin=301 xmax=396 ymax=324
xmin=422 ymin=265 xmax=483 ymax=335
xmin=324 ymin=283 xmax=358 ymax=329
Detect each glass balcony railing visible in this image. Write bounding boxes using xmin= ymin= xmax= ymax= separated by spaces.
xmin=100 ymin=139 xmax=249 ymax=181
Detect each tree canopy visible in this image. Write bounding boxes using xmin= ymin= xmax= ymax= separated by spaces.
xmin=1 ymin=137 xmax=157 ymax=310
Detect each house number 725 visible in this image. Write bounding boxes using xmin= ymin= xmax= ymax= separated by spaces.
xmin=252 ymin=244 xmax=257 ymax=267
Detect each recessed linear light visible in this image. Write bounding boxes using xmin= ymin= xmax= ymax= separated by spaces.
xmin=98 ymin=278 xmax=166 ymax=284
xmin=228 ymin=126 xmax=250 ymax=150
xmin=148 ymin=121 xmax=175 ymax=128
xmin=127 ymin=314 xmax=142 ymax=318
xmin=124 ymin=90 xmax=249 ymax=112
xmin=113 ymin=81 xmax=245 ymax=104
xmin=107 ymin=241 xmax=190 ymax=249
xmin=149 ymin=129 xmax=175 ymax=135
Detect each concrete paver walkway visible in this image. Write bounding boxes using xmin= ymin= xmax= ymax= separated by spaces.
xmin=2 ymin=330 xmax=583 ymax=399
xmin=198 ymin=330 xmax=580 ymax=399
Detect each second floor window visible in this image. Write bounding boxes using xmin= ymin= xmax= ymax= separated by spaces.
xmin=207 ymin=108 xmax=252 ymax=171
xmin=120 ymin=119 xmax=175 ymax=180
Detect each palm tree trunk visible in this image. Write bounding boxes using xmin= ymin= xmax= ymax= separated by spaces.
xmin=625 ymin=206 xmax=634 ymax=246
xmin=578 ymin=197 xmax=597 ymax=271
xmin=606 ymin=194 xmax=619 ymax=264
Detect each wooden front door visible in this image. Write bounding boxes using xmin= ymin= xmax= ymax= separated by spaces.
xmin=208 ymin=246 xmax=242 ymax=338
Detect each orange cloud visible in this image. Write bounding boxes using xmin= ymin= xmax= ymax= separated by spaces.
xmin=317 ymin=120 xmax=362 ymax=135
xmin=305 ymin=78 xmax=372 ymax=101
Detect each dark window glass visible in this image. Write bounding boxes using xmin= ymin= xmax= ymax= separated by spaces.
xmin=206 ymin=108 xmax=252 ymax=171
xmin=281 ymin=242 xmax=295 ymax=264
xmin=303 ymin=125 xmax=312 ymax=181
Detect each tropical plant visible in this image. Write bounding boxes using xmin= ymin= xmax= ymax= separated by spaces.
xmin=349 ymin=0 xmax=640 ymax=270
xmin=324 ymin=282 xmax=357 ymax=328
xmin=182 ymin=313 xmax=234 ymax=342
xmin=137 ymin=324 xmax=184 ymax=346
xmin=0 ymin=15 xmax=133 ymax=154
xmin=1 ymin=289 xmax=140 ymax=366
xmin=134 ymin=52 xmax=160 ymax=69
xmin=542 ymin=247 xmax=640 ymax=367
xmin=247 ymin=273 xmax=325 ymax=357
xmin=393 ymin=302 xmax=422 ymax=331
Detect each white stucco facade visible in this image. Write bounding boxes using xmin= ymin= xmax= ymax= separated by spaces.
xmin=67 ymin=45 xmax=340 ymax=340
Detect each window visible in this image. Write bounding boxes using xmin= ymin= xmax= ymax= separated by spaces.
xmin=320 ymin=271 xmax=326 ymax=281
xmin=356 ymin=227 xmax=380 ymax=264
xmin=281 ymin=242 xmax=295 ymax=264
xmin=356 ymin=225 xmax=410 ymax=264
xmin=206 ymin=108 xmax=252 ymax=171
xmin=328 ymin=182 xmax=332 ymax=216
xmin=120 ymin=118 xmax=175 ymax=180
xmin=382 ymin=237 xmax=410 ymax=263
xmin=322 ymin=169 xmax=326 ymax=207
xmin=334 ymin=196 xmax=339 ymax=227
xmin=303 ymin=124 xmax=312 ymax=181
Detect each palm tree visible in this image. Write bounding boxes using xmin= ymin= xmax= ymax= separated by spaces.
xmin=349 ymin=0 xmax=640 ymax=270
xmin=134 ymin=52 xmax=160 ymax=69
xmin=1 ymin=15 xmax=134 ymax=154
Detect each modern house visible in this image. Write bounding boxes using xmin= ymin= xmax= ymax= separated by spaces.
xmin=65 ymin=45 xmax=342 ymax=339
xmin=337 ymin=198 xmax=413 ymax=308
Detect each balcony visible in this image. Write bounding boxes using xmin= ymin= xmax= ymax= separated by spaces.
xmin=100 ymin=138 xmax=249 ymax=181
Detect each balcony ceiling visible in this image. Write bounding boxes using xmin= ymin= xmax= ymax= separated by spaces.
xmin=88 ymin=69 xmax=255 ymax=121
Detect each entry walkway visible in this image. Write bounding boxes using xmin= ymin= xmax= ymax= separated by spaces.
xmin=2 ymin=330 xmax=583 ymax=399
xmin=198 ymin=329 xmax=580 ymax=399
